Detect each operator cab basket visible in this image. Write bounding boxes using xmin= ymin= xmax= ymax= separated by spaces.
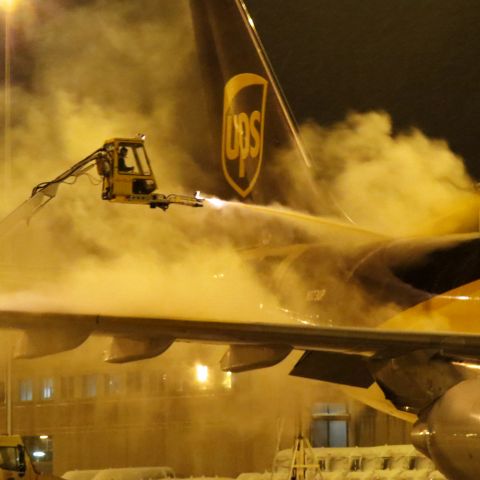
xmin=99 ymin=137 xmax=158 ymax=203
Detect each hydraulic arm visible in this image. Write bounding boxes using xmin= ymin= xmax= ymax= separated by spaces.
xmin=32 ymin=136 xmax=203 ymax=211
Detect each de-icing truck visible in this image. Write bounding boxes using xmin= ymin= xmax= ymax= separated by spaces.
xmin=0 ymin=435 xmax=61 ymax=480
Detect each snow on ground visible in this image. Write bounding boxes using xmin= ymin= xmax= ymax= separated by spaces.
xmin=63 ymin=446 xmax=448 ymax=480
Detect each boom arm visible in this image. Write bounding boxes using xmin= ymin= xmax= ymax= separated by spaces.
xmin=0 ymin=137 xmax=203 ymax=238
xmin=31 ymin=148 xmax=105 ymax=198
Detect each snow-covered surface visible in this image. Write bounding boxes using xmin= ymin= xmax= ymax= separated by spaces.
xmin=63 ymin=467 xmax=175 ymax=480
xmin=271 ymin=445 xmax=447 ymax=479
xmin=62 ymin=445 xmax=448 ymax=480
xmin=63 ymin=470 xmax=100 ymax=480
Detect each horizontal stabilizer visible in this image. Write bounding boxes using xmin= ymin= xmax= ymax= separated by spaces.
xmin=14 ymin=328 xmax=90 ymax=359
xmin=291 ymin=350 xmax=374 ymax=388
xmin=220 ymin=344 xmax=292 ymax=372
xmin=104 ymin=336 xmax=174 ymax=363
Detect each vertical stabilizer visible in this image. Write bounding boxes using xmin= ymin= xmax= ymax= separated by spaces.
xmin=189 ymin=0 xmax=324 ymax=212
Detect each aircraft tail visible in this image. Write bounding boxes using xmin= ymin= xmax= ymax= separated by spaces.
xmin=189 ymin=0 xmax=326 ymax=213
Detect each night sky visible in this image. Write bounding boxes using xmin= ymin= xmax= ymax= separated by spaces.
xmin=246 ymin=0 xmax=480 ymax=179
xmin=3 ymin=1 xmax=480 ymax=178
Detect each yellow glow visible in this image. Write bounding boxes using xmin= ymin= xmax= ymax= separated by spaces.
xmin=0 ymin=0 xmax=15 ymax=11
xmin=195 ymin=364 xmax=209 ymax=383
xmin=39 ymin=435 xmax=49 ymax=440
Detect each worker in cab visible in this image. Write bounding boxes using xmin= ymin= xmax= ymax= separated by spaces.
xmin=118 ymin=146 xmax=134 ymax=173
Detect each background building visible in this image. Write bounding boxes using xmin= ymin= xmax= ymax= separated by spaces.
xmin=0 ymin=335 xmax=410 ymax=476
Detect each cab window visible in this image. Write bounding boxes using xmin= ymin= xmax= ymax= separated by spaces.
xmin=131 ymin=145 xmax=151 ymax=176
xmin=117 ymin=144 xmax=151 ymax=176
xmin=0 ymin=447 xmax=20 ymax=471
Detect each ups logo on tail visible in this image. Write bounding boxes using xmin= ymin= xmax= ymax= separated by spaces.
xmin=222 ymin=73 xmax=268 ymax=197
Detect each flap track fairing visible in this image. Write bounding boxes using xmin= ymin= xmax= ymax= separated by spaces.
xmin=104 ymin=336 xmax=174 ymax=363
xmin=14 ymin=328 xmax=90 ymax=359
xmin=220 ymin=344 xmax=292 ymax=372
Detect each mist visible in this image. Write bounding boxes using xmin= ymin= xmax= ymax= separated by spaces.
xmin=298 ymin=111 xmax=478 ymax=236
xmin=0 ymin=0 xmax=289 ymax=324
xmin=0 ymin=5 xmax=335 ymax=472
xmin=1 ymin=0 xmax=477 ymax=322
xmin=0 ymin=0 xmax=473 ymax=475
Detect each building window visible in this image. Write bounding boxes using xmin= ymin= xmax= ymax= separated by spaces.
xmin=104 ymin=373 xmax=124 ymax=395
xmin=126 ymin=371 xmax=142 ymax=394
xmin=19 ymin=379 xmax=33 ymax=402
xmin=148 ymin=372 xmax=168 ymax=396
xmin=311 ymin=403 xmax=349 ymax=448
xmin=40 ymin=378 xmax=54 ymax=400
xmin=0 ymin=381 xmax=5 ymax=404
xmin=222 ymin=371 xmax=233 ymax=390
xmin=82 ymin=375 xmax=97 ymax=398
xmin=59 ymin=376 xmax=75 ymax=400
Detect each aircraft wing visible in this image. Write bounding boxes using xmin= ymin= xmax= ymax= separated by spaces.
xmin=4 ymin=308 xmax=480 ymax=388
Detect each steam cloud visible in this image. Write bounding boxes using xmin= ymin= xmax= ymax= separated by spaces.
xmin=0 ymin=0 xmax=476 ymax=342
xmin=0 ymin=0 xmax=470 ymax=473
xmin=0 ymin=3 xmax=328 ymax=473
xmin=299 ymin=111 xmax=478 ymax=236
xmin=0 ymin=0 xmax=285 ymax=323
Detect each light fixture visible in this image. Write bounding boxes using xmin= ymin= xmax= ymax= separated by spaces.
xmin=195 ymin=364 xmax=209 ymax=384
